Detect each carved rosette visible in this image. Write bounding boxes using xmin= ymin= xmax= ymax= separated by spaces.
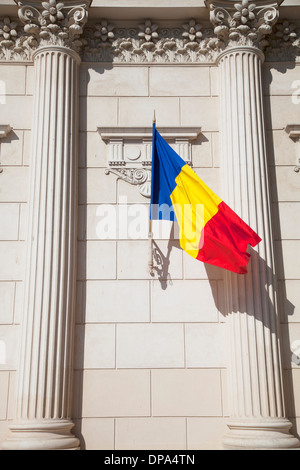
xmin=265 ymin=18 xmax=300 ymax=61
xmin=81 ymin=19 xmax=222 ymax=63
xmin=208 ymin=0 xmax=280 ymax=51
xmin=15 ymin=0 xmax=90 ymax=54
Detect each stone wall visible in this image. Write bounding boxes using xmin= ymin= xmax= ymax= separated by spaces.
xmin=0 ymin=62 xmax=33 ymax=442
xmin=0 ymin=58 xmax=299 ymax=449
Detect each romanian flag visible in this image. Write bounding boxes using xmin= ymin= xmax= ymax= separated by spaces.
xmin=150 ymin=123 xmax=261 ymax=274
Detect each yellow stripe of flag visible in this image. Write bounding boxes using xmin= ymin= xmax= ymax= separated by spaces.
xmin=170 ymin=164 xmax=222 ymax=258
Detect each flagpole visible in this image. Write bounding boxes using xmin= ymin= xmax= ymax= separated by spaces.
xmin=148 ymin=111 xmax=156 ymax=276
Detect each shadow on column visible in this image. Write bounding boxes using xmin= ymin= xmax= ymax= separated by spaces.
xmin=72 ymin=89 xmax=88 ymax=450
xmin=72 ymin=61 xmax=118 ymax=451
xmin=202 ymin=61 xmax=300 ymax=441
xmin=263 ymin=61 xmax=300 ymax=441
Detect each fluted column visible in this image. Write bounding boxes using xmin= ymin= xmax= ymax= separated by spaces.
xmin=2 ymin=1 xmax=90 ymax=450
xmin=208 ymin=0 xmax=299 ymax=449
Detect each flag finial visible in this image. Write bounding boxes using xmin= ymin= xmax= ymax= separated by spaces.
xmin=153 ymin=110 xmax=156 ymax=124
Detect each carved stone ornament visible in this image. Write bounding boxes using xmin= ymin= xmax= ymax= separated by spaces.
xmin=0 ymin=0 xmax=90 ymax=59
xmin=208 ymin=0 xmax=281 ymax=50
xmin=17 ymin=0 xmax=90 ymax=50
xmin=81 ymin=18 xmax=222 ymax=63
xmin=99 ymin=127 xmax=202 ymax=198
xmin=265 ymin=18 xmax=300 ymax=61
xmin=0 ymin=2 xmax=300 ymax=62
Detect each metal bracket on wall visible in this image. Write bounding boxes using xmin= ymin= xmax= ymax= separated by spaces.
xmin=0 ymin=125 xmax=12 ymax=173
xmin=285 ymin=124 xmax=300 ymax=173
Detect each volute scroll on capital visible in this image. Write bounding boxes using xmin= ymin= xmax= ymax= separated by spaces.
xmin=13 ymin=0 xmax=91 ymax=53
xmin=206 ymin=0 xmax=282 ymax=51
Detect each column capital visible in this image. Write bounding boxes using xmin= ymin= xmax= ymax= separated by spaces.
xmin=14 ymin=0 xmax=91 ymax=53
xmin=206 ymin=0 xmax=282 ymax=52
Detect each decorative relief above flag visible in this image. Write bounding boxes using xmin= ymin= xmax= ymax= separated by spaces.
xmin=150 ymin=123 xmax=261 ymax=274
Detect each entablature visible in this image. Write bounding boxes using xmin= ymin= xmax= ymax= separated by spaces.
xmin=0 ymin=0 xmax=300 ymax=63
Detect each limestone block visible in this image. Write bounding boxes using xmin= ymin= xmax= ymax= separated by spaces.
xmin=183 ymin=250 xmax=224 ymax=280
xmin=221 ymin=369 xmax=229 ymax=417
xmin=278 ymin=280 xmax=300 ymax=323
xmin=273 ymin=167 xmax=300 ymax=202
xmin=0 ymin=325 xmax=20 ymax=370
xmin=82 ymin=369 xmax=150 ymax=417
xmin=0 ymin=167 xmax=28 ymax=203
xmin=153 ymin=239 xmax=183 ymax=279
xmin=5 ymin=370 xmax=15 ymax=419
xmin=78 ymin=168 xmax=117 ymax=204
xmin=0 ymin=282 xmax=15 ymax=324
xmin=0 ymin=204 xmax=19 ymax=240
xmin=85 ymin=280 xmax=149 ymax=323
xmin=78 ymin=418 xmax=114 ymax=450
xmin=116 ymin=323 xmax=184 ymax=368
xmin=291 ymin=369 xmax=300 ymax=417
xmin=18 ymin=203 xmax=28 ymax=241
xmin=210 ymin=66 xmax=219 ymax=96
xmin=216 ymin=281 xmax=226 ymax=321
xmin=12 ymin=281 xmax=23 ymax=325
xmin=117 ymin=240 xmax=153 ymax=279
xmin=0 ymin=130 xmax=23 ymax=165
xmin=74 ymin=323 xmax=115 ymax=369
xmin=151 ymin=369 xmax=222 ymax=416
xmin=264 ymin=64 xmax=300 ymax=96
xmin=151 ymin=279 xmax=219 ymax=322
xmin=276 ymin=240 xmax=300 ymax=279
xmin=191 ymin=132 xmax=213 ymax=168
xmin=0 ymin=242 xmax=24 ymax=281
xmin=22 ymin=131 xmax=31 ymax=166
xmin=0 ymin=371 xmax=9 ymax=419
xmin=118 ymin=180 xmax=151 ymax=204
xmin=187 ymin=417 xmax=227 ymax=450
xmin=87 ymin=66 xmax=149 ymax=96
xmin=80 ymin=97 xmax=118 ymax=131
xmin=78 ymin=204 xmax=106 ymax=240
xmin=7 ymin=370 xmax=17 ymax=420
xmin=149 ymin=66 xmax=210 ymax=97
xmin=281 ymin=323 xmax=300 ymax=368
xmin=0 ymin=96 xmax=32 ymax=130
xmin=185 ymin=323 xmax=227 ymax=367
xmin=0 ymin=421 xmax=9 ymax=445
xmin=72 ymin=370 xmax=83 ymax=419
xmin=267 ymin=96 xmax=300 ymax=130
xmin=117 ymin=240 xmax=182 ymax=280
xmin=267 ymin=130 xmax=296 ymax=166
xmin=0 ymin=65 xmax=26 ymax=95
xmin=80 ymin=131 xmax=107 ymax=168
xmin=181 ymin=97 xmax=219 ymax=131
xmin=115 ymin=418 xmax=186 ymax=450
xmin=77 ymin=240 xmax=117 ymax=280
xmin=79 ymin=66 xmax=87 ymax=97
xmin=119 ymin=97 xmax=180 ymax=127
xmin=277 ymin=202 xmax=300 ymax=239
xmin=25 ymin=66 xmax=35 ymax=96
xmin=212 ymin=132 xmax=220 ymax=167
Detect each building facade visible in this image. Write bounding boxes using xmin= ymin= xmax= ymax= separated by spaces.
xmin=0 ymin=0 xmax=300 ymax=450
